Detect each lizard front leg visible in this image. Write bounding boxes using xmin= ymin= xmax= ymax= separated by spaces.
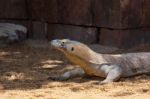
xmin=100 ymin=65 xmax=123 ymax=84
xmin=93 ymin=64 xmax=123 ymax=85
xmin=48 ymin=68 xmax=85 ymax=81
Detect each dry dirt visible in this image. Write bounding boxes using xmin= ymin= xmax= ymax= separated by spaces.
xmin=0 ymin=41 xmax=150 ymax=99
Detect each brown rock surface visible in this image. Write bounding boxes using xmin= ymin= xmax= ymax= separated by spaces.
xmin=0 ymin=0 xmax=27 ymax=19
xmin=141 ymin=0 xmax=150 ymax=27
xmin=28 ymin=0 xmax=58 ymax=22
xmin=57 ymin=0 xmax=92 ymax=25
xmin=47 ymin=24 xmax=97 ymax=44
xmin=93 ymin=0 xmax=149 ymax=28
xmin=99 ymin=28 xmax=150 ymax=48
xmin=31 ymin=21 xmax=47 ymax=40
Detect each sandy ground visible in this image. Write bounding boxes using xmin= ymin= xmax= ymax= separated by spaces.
xmin=0 ymin=41 xmax=150 ymax=99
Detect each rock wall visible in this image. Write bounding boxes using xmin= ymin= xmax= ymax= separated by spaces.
xmin=0 ymin=0 xmax=150 ymax=48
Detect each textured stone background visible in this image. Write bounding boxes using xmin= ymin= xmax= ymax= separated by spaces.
xmin=0 ymin=0 xmax=150 ymax=48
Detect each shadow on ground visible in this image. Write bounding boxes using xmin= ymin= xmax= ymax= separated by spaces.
xmin=0 ymin=43 xmax=104 ymax=90
xmin=0 ymin=43 xmax=69 ymax=90
xmin=0 ymin=42 xmax=150 ymax=91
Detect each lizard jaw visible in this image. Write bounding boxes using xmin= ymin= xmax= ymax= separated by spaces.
xmin=50 ymin=39 xmax=66 ymax=50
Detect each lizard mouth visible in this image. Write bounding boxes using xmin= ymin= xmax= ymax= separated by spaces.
xmin=50 ymin=39 xmax=66 ymax=50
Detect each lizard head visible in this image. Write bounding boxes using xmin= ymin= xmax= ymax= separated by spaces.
xmin=50 ymin=39 xmax=93 ymax=57
xmin=50 ymin=39 xmax=99 ymax=64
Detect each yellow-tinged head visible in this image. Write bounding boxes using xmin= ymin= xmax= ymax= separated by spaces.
xmin=50 ymin=39 xmax=95 ymax=61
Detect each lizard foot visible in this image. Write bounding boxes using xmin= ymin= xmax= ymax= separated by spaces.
xmin=93 ymin=81 xmax=107 ymax=85
xmin=93 ymin=80 xmax=113 ymax=85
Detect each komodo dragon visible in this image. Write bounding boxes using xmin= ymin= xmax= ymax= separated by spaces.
xmin=49 ymin=39 xmax=150 ymax=84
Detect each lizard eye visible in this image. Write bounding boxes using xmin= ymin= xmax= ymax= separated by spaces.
xmin=71 ymin=47 xmax=74 ymax=51
xmin=61 ymin=41 xmax=65 ymax=47
xmin=62 ymin=41 xmax=65 ymax=44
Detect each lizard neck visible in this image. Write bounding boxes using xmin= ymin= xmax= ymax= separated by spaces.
xmin=64 ymin=49 xmax=107 ymax=65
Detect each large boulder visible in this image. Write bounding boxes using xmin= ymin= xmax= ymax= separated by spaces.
xmin=31 ymin=21 xmax=47 ymax=40
xmin=0 ymin=0 xmax=27 ymax=19
xmin=99 ymin=28 xmax=150 ymax=48
xmin=0 ymin=23 xmax=27 ymax=47
xmin=93 ymin=0 xmax=150 ymax=29
xmin=28 ymin=0 xmax=58 ymax=23
xmin=47 ymin=24 xmax=97 ymax=44
xmin=57 ymin=0 xmax=92 ymax=25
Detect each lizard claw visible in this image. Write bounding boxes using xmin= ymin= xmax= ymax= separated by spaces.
xmin=92 ymin=81 xmax=104 ymax=85
xmin=92 ymin=80 xmax=111 ymax=85
xmin=93 ymin=81 xmax=106 ymax=85
xmin=99 ymin=81 xmax=107 ymax=85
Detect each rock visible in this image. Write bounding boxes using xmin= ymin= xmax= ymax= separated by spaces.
xmin=142 ymin=0 xmax=150 ymax=27
xmin=29 ymin=0 xmax=92 ymax=25
xmin=0 ymin=23 xmax=27 ymax=46
xmin=89 ymin=44 xmax=118 ymax=53
xmin=27 ymin=0 xmax=150 ymax=29
xmin=99 ymin=28 xmax=150 ymax=48
xmin=57 ymin=0 xmax=92 ymax=25
xmin=28 ymin=0 xmax=58 ymax=23
xmin=0 ymin=0 xmax=27 ymax=19
xmin=0 ymin=20 xmax=31 ymax=32
xmin=92 ymin=0 xmax=121 ymax=28
xmin=47 ymin=24 xmax=97 ymax=44
xmin=31 ymin=21 xmax=47 ymax=40
xmin=92 ymin=0 xmax=146 ymax=29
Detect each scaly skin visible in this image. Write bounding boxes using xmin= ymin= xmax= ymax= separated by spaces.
xmin=49 ymin=39 xmax=150 ymax=84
